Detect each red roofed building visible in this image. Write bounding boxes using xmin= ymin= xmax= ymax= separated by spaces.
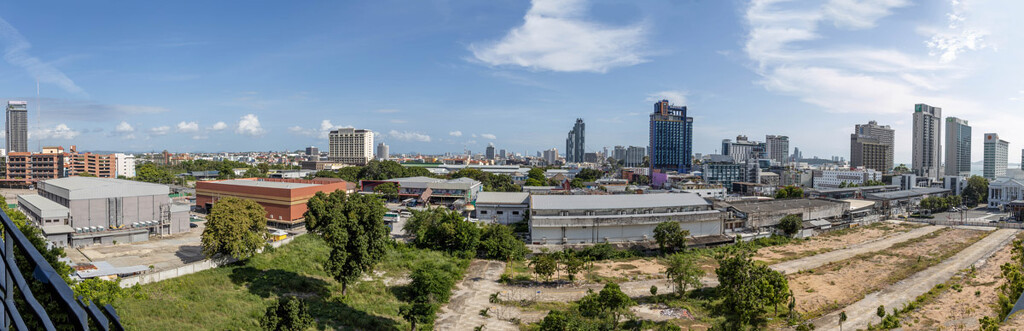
xmin=195 ymin=178 xmax=354 ymax=228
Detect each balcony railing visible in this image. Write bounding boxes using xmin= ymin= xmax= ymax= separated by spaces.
xmin=1 ymin=209 xmax=124 ymax=330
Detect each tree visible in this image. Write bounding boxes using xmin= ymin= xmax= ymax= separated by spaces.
xmin=650 ymin=285 xmax=658 ymax=296
xmin=399 ymin=301 xmax=436 ymax=331
xmin=716 ymin=253 xmax=791 ymax=327
xmin=477 ymin=224 xmax=527 ymax=261
xmin=408 ymin=260 xmax=460 ymax=304
xmin=260 ymin=296 xmax=313 ymax=331
xmin=135 ymin=163 xmax=176 ymax=184
xmin=964 ymin=175 xmax=990 ymax=207
xmin=576 ymin=168 xmax=605 ymax=182
xmin=201 ymin=197 xmax=268 ymax=260
xmin=561 ymin=253 xmax=587 ymax=284
xmin=876 ymin=305 xmax=886 ymax=322
xmin=539 ymin=310 xmax=570 ymax=331
xmin=408 ymin=208 xmax=480 ymax=257
xmin=528 ymin=168 xmax=546 ymax=182
xmin=304 ymin=190 xmax=390 ymax=296
xmin=653 ymin=221 xmax=689 ymax=253
xmin=530 ymin=254 xmax=557 ymax=282
xmin=77 ymin=171 xmax=97 ymax=177
xmin=839 ymin=311 xmax=847 ymax=331
xmin=775 ymin=185 xmax=804 ymax=199
xmin=373 ymin=182 xmax=400 ymax=201
xmin=524 ymin=178 xmax=545 ymax=187
xmin=894 ymin=164 xmax=910 ymax=174
xmin=244 ymin=167 xmax=267 ymax=178
xmin=777 ymin=214 xmax=802 ymax=237
xmin=597 ymin=283 xmax=635 ymax=328
xmin=665 ymin=253 xmax=705 ymax=295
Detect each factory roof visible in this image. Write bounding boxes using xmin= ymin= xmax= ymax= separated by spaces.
xmin=17 ymin=194 xmax=69 ymax=219
xmin=39 ymin=177 xmax=169 ymax=200
xmin=727 ymin=198 xmax=845 ymax=214
xmin=531 ymin=193 xmax=708 ymax=210
xmin=864 ymin=187 xmax=950 ymax=200
xmin=475 ymin=192 xmax=530 ymax=205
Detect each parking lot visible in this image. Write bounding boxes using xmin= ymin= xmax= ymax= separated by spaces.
xmin=928 ymin=207 xmax=1009 ymax=223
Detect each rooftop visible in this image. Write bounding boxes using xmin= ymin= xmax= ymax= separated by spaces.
xmin=475 ymin=192 xmax=530 ymax=205
xmin=864 ymin=187 xmax=951 ymax=200
xmin=40 ymin=177 xmax=169 ymax=200
xmin=727 ymin=198 xmax=846 ymax=214
xmin=531 ymin=193 xmax=709 ymax=210
xmin=212 ymin=179 xmax=318 ymax=189
xmin=17 ymin=194 xmax=69 ymax=219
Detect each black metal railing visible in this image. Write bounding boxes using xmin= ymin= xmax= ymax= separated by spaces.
xmin=1 ymin=209 xmax=124 ymax=330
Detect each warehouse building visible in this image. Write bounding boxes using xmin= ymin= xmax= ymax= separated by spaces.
xmin=474 ymin=192 xmax=530 ymax=225
xmin=195 ymin=178 xmax=353 ymax=228
xmin=529 ymin=193 xmax=725 ymax=245
xmin=724 ymin=198 xmax=849 ymax=230
xmin=360 ymin=176 xmax=483 ymax=206
xmin=18 ymin=177 xmax=190 ymax=247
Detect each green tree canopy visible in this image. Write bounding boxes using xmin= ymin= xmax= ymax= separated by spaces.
xmin=260 ymin=296 xmax=313 ymax=331
xmin=774 ymin=185 xmax=804 ymax=199
xmin=407 ymin=208 xmax=480 ymax=258
xmin=964 ymin=175 xmax=989 ymax=207
xmin=304 ymin=190 xmax=390 ymax=296
xmin=530 ymin=254 xmax=557 ymax=282
xmin=716 ymin=253 xmax=791 ymax=327
xmin=665 ymin=253 xmax=705 ymax=295
xmin=653 ymin=222 xmax=689 ymax=253
xmin=201 ymin=197 xmax=268 ymax=260
xmin=777 ymin=214 xmax=802 ymax=237
xmin=477 ymin=224 xmax=528 ymax=261
xmin=373 ymin=182 xmax=400 ymax=201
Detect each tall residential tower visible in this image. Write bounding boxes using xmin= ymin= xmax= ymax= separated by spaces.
xmin=850 ymin=121 xmax=894 ymax=173
xmin=649 ymin=100 xmax=693 ymax=173
xmin=912 ymin=104 xmax=942 ymax=179
xmin=328 ymin=128 xmax=374 ymax=166
xmin=944 ymin=117 xmax=971 ymax=176
xmin=983 ymin=133 xmax=1008 ymax=180
xmin=6 ymin=101 xmax=28 ymax=153
xmin=565 ymin=118 xmax=585 ymax=163
xmin=765 ymin=135 xmax=789 ymax=165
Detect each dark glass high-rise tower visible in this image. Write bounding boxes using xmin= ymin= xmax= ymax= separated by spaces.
xmin=565 ymin=118 xmax=585 ymax=163
xmin=649 ymin=100 xmax=693 ymax=174
xmin=6 ymin=101 xmax=28 ymax=153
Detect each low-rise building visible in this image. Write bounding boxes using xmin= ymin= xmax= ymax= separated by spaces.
xmin=724 ymin=199 xmax=849 ymax=230
xmin=988 ymin=178 xmax=1024 ymax=210
xmin=360 ymin=176 xmax=483 ymax=206
xmin=196 ymin=178 xmax=353 ymax=228
xmin=864 ymin=187 xmax=951 ymax=215
xmin=474 ymin=192 xmax=530 ymax=224
xmin=18 ymin=177 xmax=190 ymax=247
xmin=812 ymin=169 xmax=882 ymax=189
xmin=529 ymin=193 xmax=724 ymax=245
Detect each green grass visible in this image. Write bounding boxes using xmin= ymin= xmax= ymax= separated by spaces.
xmin=115 ymin=235 xmax=467 ymax=330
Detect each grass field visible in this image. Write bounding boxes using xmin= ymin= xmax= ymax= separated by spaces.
xmin=115 ymin=235 xmax=467 ymax=330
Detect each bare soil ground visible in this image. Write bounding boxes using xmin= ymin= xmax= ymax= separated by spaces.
xmin=588 ymin=259 xmax=666 ymax=281
xmin=902 ymin=232 xmax=1024 ymax=330
xmin=788 ymin=228 xmax=989 ymax=318
xmin=754 ymin=222 xmax=922 ymax=264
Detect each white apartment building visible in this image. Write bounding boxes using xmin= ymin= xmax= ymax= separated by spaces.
xmin=984 ymin=133 xmax=1009 ymax=180
xmin=813 ymin=169 xmax=882 ymax=189
xmin=328 ymin=128 xmax=374 ymax=166
xmin=114 ymin=153 xmax=136 ymax=178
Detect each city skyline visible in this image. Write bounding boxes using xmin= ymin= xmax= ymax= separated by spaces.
xmin=0 ymin=1 xmax=1021 ymax=164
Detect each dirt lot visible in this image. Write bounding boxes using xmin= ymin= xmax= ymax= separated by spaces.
xmin=588 ymin=259 xmax=666 ymax=281
xmin=72 ymin=222 xmax=207 ymax=270
xmin=754 ymin=222 xmax=922 ymax=264
xmin=788 ymin=228 xmax=989 ymax=318
xmin=902 ymin=232 xmax=1024 ymax=330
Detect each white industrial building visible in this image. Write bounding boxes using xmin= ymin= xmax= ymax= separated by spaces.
xmin=474 ymin=192 xmax=530 ymax=225
xmin=989 ymin=178 xmax=1024 ymax=209
xmin=812 ymin=169 xmax=882 ymax=189
xmin=528 ymin=193 xmax=724 ymax=245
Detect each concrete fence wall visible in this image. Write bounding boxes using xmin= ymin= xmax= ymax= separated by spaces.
xmin=119 ymin=235 xmax=299 ymax=288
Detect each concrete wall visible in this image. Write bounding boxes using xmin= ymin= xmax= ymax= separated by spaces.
xmin=476 ymin=204 xmax=528 ymax=225
xmin=70 ymin=194 xmax=162 ymax=229
xmin=530 ymin=211 xmax=724 ymax=244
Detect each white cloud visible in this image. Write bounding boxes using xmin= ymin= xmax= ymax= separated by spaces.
xmin=176 ymin=121 xmax=199 ymax=133
xmin=449 ymin=131 xmax=463 ymax=137
xmin=31 ymin=124 xmax=79 ymax=140
xmin=115 ymin=121 xmax=134 ymax=133
xmin=925 ymin=0 xmax=989 ymax=63
xmin=823 ymin=0 xmax=910 ymax=30
xmin=0 ymin=18 xmax=85 ymax=95
xmin=149 ymin=126 xmax=170 ymax=136
xmin=210 ymin=121 xmax=228 ymax=131
xmin=480 ymin=133 xmax=497 ymax=140
xmin=389 ymin=130 xmax=432 ymax=142
xmin=645 ymin=90 xmax=687 ymax=104
xmin=468 ymin=0 xmax=647 ymax=73
xmin=288 ymin=120 xmax=352 ymax=139
xmin=236 ymin=114 xmax=265 ymax=136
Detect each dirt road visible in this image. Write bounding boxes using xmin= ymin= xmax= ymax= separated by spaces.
xmin=435 ymin=260 xmax=518 ymax=331
xmin=811 ymin=228 xmax=1018 ymax=330
xmin=771 ymin=225 xmax=943 ymax=274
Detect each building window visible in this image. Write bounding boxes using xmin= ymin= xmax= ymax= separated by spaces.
xmin=480 ymin=211 xmax=487 ymax=215
xmin=497 ymin=211 xmax=504 ymax=215
xmin=512 ymin=211 xmax=519 ymax=215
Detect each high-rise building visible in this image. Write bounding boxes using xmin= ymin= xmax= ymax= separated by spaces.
xmin=499 ymin=149 xmax=507 ymax=159
xmin=375 ymin=142 xmax=389 ymax=160
xmin=305 ymin=146 xmax=319 ymax=156
xmin=649 ymin=100 xmax=693 ymax=174
xmin=328 ymin=128 xmax=374 ymax=166
xmin=983 ymin=133 xmax=1009 ymax=180
xmin=722 ymin=135 xmax=764 ymax=164
xmin=69 ymin=152 xmax=115 ymax=178
xmin=944 ymin=117 xmax=971 ymax=176
xmin=485 ymin=144 xmax=495 ymax=160
xmin=115 ymin=153 xmax=136 ymax=178
xmin=625 ymin=146 xmax=645 ymax=167
xmin=792 ymin=147 xmax=803 ymax=161
xmin=913 ymin=104 xmax=942 ymax=179
xmin=565 ymin=118 xmax=585 ymax=163
xmin=542 ymin=148 xmax=559 ymax=165
xmin=6 ymin=101 xmax=28 ymax=153
xmin=850 ymin=121 xmax=895 ymax=173
xmin=765 ymin=135 xmax=789 ymax=164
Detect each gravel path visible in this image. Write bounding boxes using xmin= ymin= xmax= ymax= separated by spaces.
xmin=435 ymin=260 xmax=518 ymax=331
xmin=771 ymin=225 xmax=943 ymax=274
xmin=811 ymin=228 xmax=1018 ymax=331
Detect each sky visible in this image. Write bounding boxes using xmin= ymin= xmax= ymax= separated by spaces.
xmin=0 ymin=0 xmax=1022 ymax=164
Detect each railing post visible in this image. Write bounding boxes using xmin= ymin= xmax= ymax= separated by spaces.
xmin=3 ymin=229 xmax=11 ymax=329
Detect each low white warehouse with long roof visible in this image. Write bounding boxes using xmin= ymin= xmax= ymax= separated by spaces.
xmin=529 ymin=193 xmax=724 ymax=245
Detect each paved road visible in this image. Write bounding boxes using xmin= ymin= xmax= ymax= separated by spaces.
xmin=811 ymin=228 xmax=1018 ymax=331
xmin=435 ymin=260 xmax=518 ymax=331
xmin=771 ymin=225 xmax=944 ymax=274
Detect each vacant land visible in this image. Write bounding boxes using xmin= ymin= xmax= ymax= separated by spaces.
xmin=755 ymin=222 xmax=923 ymax=265
xmin=788 ymin=228 xmax=989 ymax=319
xmin=115 ymin=235 xmax=466 ymax=330
xmin=901 ymin=232 xmax=1024 ymax=330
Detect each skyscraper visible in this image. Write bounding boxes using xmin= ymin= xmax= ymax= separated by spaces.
xmin=328 ymin=128 xmax=374 ymax=165
xmin=913 ymin=104 xmax=942 ymax=179
xmin=649 ymin=100 xmax=693 ymax=173
xmin=485 ymin=143 xmax=495 ymax=160
xmin=721 ymin=135 xmax=764 ymax=164
xmin=765 ymin=135 xmax=789 ymax=164
xmin=850 ymin=121 xmax=895 ymax=173
xmin=375 ymin=142 xmax=389 ymax=160
xmin=983 ymin=133 xmax=1009 ymax=180
xmin=944 ymin=117 xmax=971 ymax=176
xmin=305 ymin=146 xmax=319 ymax=156
xmin=6 ymin=101 xmax=28 ymax=153
xmin=565 ymin=118 xmax=585 ymax=163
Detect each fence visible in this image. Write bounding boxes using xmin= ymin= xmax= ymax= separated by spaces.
xmin=911 ymin=219 xmax=1024 ymax=229
xmin=119 ymin=235 xmax=298 ymax=288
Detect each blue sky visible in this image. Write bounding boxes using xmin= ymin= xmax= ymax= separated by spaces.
xmin=0 ymin=0 xmax=1021 ymax=164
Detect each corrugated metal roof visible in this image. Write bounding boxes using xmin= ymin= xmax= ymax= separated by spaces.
xmin=41 ymin=177 xmax=169 ymax=200
xmin=213 ymin=179 xmax=318 ymax=189
xmin=17 ymin=194 xmax=69 ymax=219
xmin=531 ymin=193 xmax=709 ymax=210
xmin=864 ymin=187 xmax=950 ymax=200
xmin=475 ymin=192 xmax=530 ymax=205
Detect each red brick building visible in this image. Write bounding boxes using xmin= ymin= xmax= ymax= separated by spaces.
xmin=195 ymin=178 xmax=353 ymax=227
